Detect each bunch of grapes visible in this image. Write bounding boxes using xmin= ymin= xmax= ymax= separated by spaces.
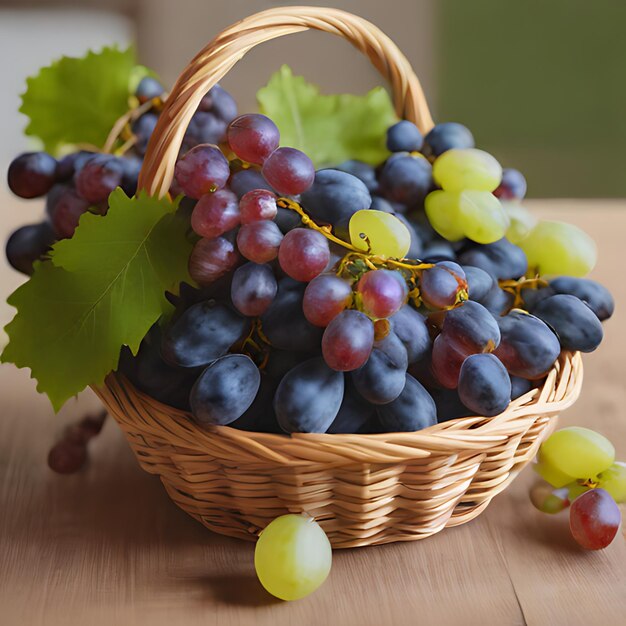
xmin=6 ymin=78 xmax=615 ymax=438
xmin=5 ymin=76 xmax=238 ymax=275
xmin=530 ymin=427 xmax=623 ymax=550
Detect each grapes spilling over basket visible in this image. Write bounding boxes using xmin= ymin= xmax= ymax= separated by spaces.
xmin=3 ymin=56 xmax=614 ymax=435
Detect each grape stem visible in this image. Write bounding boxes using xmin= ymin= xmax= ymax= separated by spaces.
xmin=499 ymin=275 xmax=549 ymax=311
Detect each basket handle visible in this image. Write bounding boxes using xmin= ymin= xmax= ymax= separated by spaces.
xmin=139 ymin=6 xmax=435 ymax=197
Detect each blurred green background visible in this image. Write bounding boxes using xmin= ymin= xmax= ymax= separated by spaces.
xmin=437 ymin=0 xmax=626 ymax=197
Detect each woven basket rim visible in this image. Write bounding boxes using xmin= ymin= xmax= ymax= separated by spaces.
xmin=98 ymin=351 xmax=582 ymax=465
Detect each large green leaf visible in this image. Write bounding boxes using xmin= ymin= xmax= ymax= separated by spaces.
xmin=1 ymin=190 xmax=192 ymax=411
xmin=20 ymin=47 xmax=149 ymax=154
xmin=257 ymin=65 xmax=397 ymax=167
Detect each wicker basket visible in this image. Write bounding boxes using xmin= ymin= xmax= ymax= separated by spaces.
xmin=93 ymin=6 xmax=584 ymax=549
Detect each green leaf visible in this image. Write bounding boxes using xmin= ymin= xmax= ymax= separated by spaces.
xmin=1 ymin=190 xmax=192 ymax=411
xmin=257 ymin=65 xmax=398 ymax=168
xmin=20 ymin=47 xmax=142 ymax=154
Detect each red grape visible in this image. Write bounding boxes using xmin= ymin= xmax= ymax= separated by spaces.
xmin=278 ymin=229 xmax=330 ymax=282
xmin=48 ymin=441 xmax=87 ymax=474
xmin=322 ymin=310 xmax=374 ymax=371
xmin=75 ymin=154 xmax=124 ymax=203
xmin=431 ymin=334 xmax=466 ymax=389
xmin=227 ymin=114 xmax=280 ymax=165
xmin=189 ymin=237 xmax=240 ymax=285
xmin=49 ymin=188 xmax=91 ymax=239
xmin=237 ymin=220 xmax=283 ymax=263
xmin=262 ymin=147 xmax=315 ymax=195
xmin=356 ymin=269 xmax=407 ymax=319
xmin=8 ymin=152 xmax=57 ymax=198
xmin=239 ymin=189 xmax=278 ymax=223
xmin=569 ymin=488 xmax=621 ymax=550
xmin=191 ymin=189 xmax=240 ymax=238
xmin=303 ymin=274 xmax=353 ymax=327
xmin=174 ymin=144 xmax=230 ymax=199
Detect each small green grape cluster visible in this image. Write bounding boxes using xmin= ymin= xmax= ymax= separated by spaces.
xmin=530 ymin=427 xmax=624 ymax=550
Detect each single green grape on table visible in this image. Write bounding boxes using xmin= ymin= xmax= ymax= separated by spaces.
xmin=349 ymin=209 xmax=411 ymax=258
xmin=254 ymin=514 xmax=332 ymax=601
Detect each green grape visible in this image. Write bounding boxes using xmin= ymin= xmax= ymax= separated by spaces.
xmin=254 ymin=514 xmax=332 ymax=601
xmin=598 ymin=461 xmax=626 ymax=503
xmin=424 ymin=190 xmax=465 ymax=241
xmin=458 ymin=191 xmax=508 ymax=244
xmin=349 ymin=209 xmax=411 ymax=258
xmin=502 ymin=200 xmax=537 ymax=244
xmin=534 ymin=457 xmax=575 ymax=488
xmin=540 ymin=427 xmax=615 ymax=481
xmin=567 ymin=481 xmax=590 ymax=501
xmin=529 ymin=481 xmax=570 ymax=514
xmin=519 ymin=220 xmax=597 ymax=277
xmin=432 ymin=148 xmax=502 ymax=192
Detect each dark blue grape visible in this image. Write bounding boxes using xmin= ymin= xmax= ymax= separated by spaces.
xmin=336 ymin=160 xmax=379 ymax=193
xmin=494 ymin=168 xmax=527 ymax=201
xmin=119 ymin=156 xmax=143 ymax=196
xmin=532 ymin=294 xmax=603 ymax=352
xmin=229 ymin=169 xmax=275 ymax=198
xmin=494 ymin=311 xmax=561 ymax=379
xmin=379 ymin=154 xmax=432 ymax=207
xmin=481 ymin=285 xmax=514 ymax=316
xmin=386 ymin=120 xmax=423 ymax=153
xmin=265 ymin=349 xmax=315 ymax=382
xmin=274 ymin=207 xmax=302 ymax=234
xmin=377 ymin=374 xmax=437 ymax=432
xmin=190 ymin=354 xmax=260 ymax=426
xmin=351 ymin=332 xmax=408 ymax=404
xmin=548 ymin=277 xmax=614 ymax=321
xmin=5 ymin=222 xmax=56 ymax=275
xmin=457 ymin=353 xmax=511 ymax=417
xmin=394 ymin=213 xmax=422 ymax=258
xmin=183 ymin=111 xmax=227 ymax=149
xmin=260 ymin=278 xmax=323 ymax=352
xmin=463 ymin=265 xmax=495 ymax=302
xmin=119 ymin=327 xmax=197 ymax=410
xmin=431 ymin=388 xmax=472 ymax=422
xmin=131 ymin=113 xmax=158 ymax=154
xmin=459 ymin=238 xmax=528 ymax=280
xmin=231 ymin=262 xmax=277 ymax=316
xmin=327 ymin=379 xmax=376 ymax=433
xmin=135 ymin=76 xmax=165 ymax=103
xmin=161 ymin=301 xmax=247 ymax=367
xmin=422 ymin=122 xmax=475 ymax=157
xmin=55 ymin=151 xmax=95 ymax=181
xmin=300 ymin=169 xmax=371 ymax=225
xmin=199 ymin=84 xmax=238 ymax=123
xmin=442 ymin=300 xmax=501 ymax=354
xmin=8 ymin=152 xmax=57 ymax=198
xmin=389 ymin=305 xmax=431 ymax=363
xmin=229 ymin=376 xmax=281 ymax=433
xmin=421 ymin=241 xmax=456 ymax=262
xmin=510 ymin=376 xmax=533 ymax=400
xmin=274 ymin=357 xmax=344 ymax=433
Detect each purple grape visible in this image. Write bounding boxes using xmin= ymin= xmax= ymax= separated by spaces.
xmin=322 ymin=309 xmax=375 ymax=372
xmin=188 ymin=237 xmax=240 ymax=286
xmin=237 ymin=220 xmax=283 ymax=264
xmin=303 ymin=274 xmax=353 ymax=327
xmin=75 ymin=154 xmax=124 ymax=203
xmin=191 ymin=189 xmax=240 ymax=238
xmin=199 ymin=84 xmax=238 ymax=123
xmin=457 ymin=353 xmax=511 ymax=416
xmin=420 ymin=262 xmax=467 ymax=309
xmin=278 ymin=229 xmax=330 ymax=282
xmin=239 ymin=189 xmax=278 ymax=223
xmin=174 ymin=144 xmax=230 ymax=199
xmin=8 ymin=152 xmax=57 ymax=198
xmin=494 ymin=168 xmax=527 ymax=201
xmin=356 ymin=269 xmax=407 ymax=319
xmin=183 ymin=111 xmax=227 ymax=150
xmin=131 ymin=112 xmax=159 ymax=154
xmin=49 ymin=187 xmax=91 ymax=238
xmin=5 ymin=222 xmax=56 ymax=275
xmin=262 ymin=147 xmax=315 ymax=195
xmin=229 ymin=169 xmax=274 ymax=198
xmin=227 ymin=114 xmax=280 ymax=165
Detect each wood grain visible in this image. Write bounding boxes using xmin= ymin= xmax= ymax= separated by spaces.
xmin=0 ymin=194 xmax=625 ymax=625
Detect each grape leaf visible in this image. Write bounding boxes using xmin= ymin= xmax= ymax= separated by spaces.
xmin=257 ymin=65 xmax=397 ymax=167
xmin=1 ymin=190 xmax=192 ymax=411
xmin=20 ymin=47 xmax=150 ymax=154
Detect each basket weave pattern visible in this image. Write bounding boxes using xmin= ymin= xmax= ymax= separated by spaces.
xmin=94 ymin=7 xmax=584 ymax=548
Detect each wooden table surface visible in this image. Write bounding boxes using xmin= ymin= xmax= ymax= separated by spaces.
xmin=1 ymin=194 xmax=625 ymax=626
